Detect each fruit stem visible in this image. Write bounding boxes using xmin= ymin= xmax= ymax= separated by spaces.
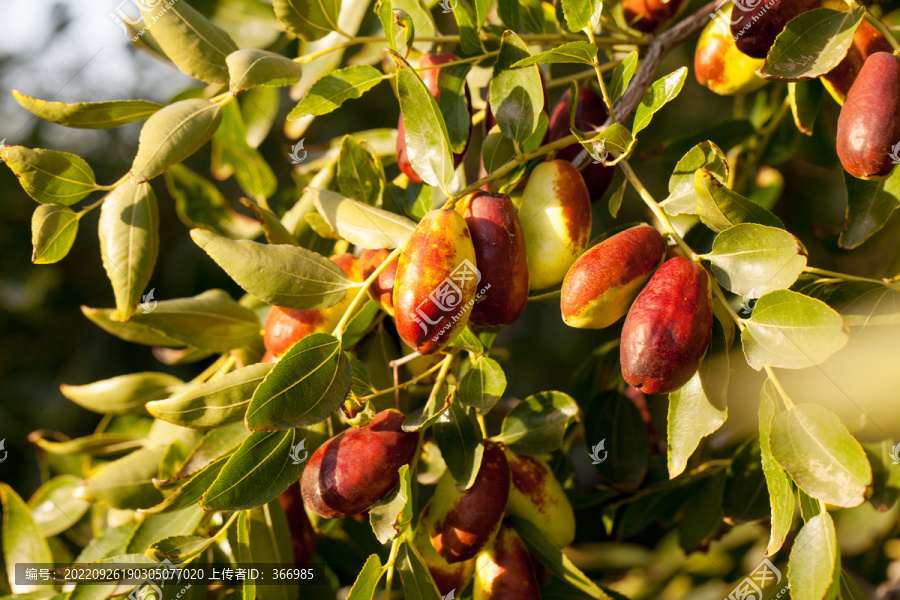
xmin=585 ymin=29 xmax=617 ymax=123
xmin=619 ymin=159 xmax=698 ymax=261
xmin=764 ymin=366 xmax=796 ymax=410
xmin=546 ymin=63 xmax=619 ymax=89
xmin=333 ymin=247 xmax=402 ymax=339
xmin=359 ymin=358 xmax=449 ymax=402
xmin=189 ymin=354 xmax=236 ymax=385
xmin=427 ymin=354 xmax=456 ymax=407
xmin=382 ymin=537 xmax=401 ymax=600
xmin=861 ymin=10 xmax=900 ymax=53
xmin=93 ymin=174 xmax=129 ymax=193
xmin=804 ymin=266 xmax=889 ymax=285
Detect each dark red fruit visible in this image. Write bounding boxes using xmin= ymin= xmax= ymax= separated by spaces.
xmin=300 ymin=410 xmax=418 ymax=518
xmin=548 ymin=87 xmax=614 ymax=203
xmin=620 ymin=257 xmax=713 ymax=394
xmin=730 ymin=0 xmax=818 ymax=59
xmin=623 ymin=0 xmax=689 ymax=32
xmin=278 ymin=482 xmax=316 ymax=565
xmin=836 ymin=52 xmax=900 ymax=180
xmin=463 ymin=192 xmax=529 ymax=328
xmin=473 ymin=523 xmax=541 ymax=600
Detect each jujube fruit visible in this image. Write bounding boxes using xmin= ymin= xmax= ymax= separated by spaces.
xmin=623 ymin=0 xmax=689 ymax=33
xmin=504 ymin=448 xmax=575 ymax=548
xmin=414 ymin=501 xmax=475 ymax=595
xmin=547 ymin=87 xmax=615 ymax=203
xmin=393 ymin=209 xmax=479 ymax=354
xmin=428 ymin=440 xmax=510 ymax=563
xmin=359 ymin=248 xmax=398 ymax=316
xmin=836 ymin=52 xmax=900 ymax=180
xmin=396 ymin=53 xmax=471 ymax=184
xmin=473 ymin=523 xmax=541 ymax=600
xmin=263 ymin=253 xmax=362 ymax=358
xmin=300 ymin=409 xmax=418 ymax=518
xmin=730 ymin=0 xmax=818 ymax=59
xmin=463 ymin=192 xmax=529 ymax=328
xmin=821 ymin=7 xmax=892 ymax=105
xmin=620 ymin=257 xmax=713 ymax=394
xmin=518 ymin=160 xmax=591 ymax=291
xmin=694 ymin=5 xmax=767 ymax=96
xmin=561 ymin=224 xmax=666 ymax=329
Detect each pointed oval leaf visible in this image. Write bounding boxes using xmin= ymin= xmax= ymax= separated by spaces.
xmin=336 ymin=135 xmax=385 ymax=206
xmin=632 ymin=68 xmax=688 ymax=136
xmin=458 ymin=356 xmax=506 ymax=415
xmin=138 ymin=1 xmax=238 ymax=83
xmin=758 ymin=380 xmax=794 ymax=555
xmin=742 ymin=290 xmax=849 ymax=370
xmin=1 ymin=146 xmax=96 ymax=205
xmin=661 ymin=141 xmax=728 ymax=216
xmin=287 ymin=65 xmax=385 ymax=120
xmin=495 ymin=391 xmax=581 ymax=454
xmin=82 ymin=445 xmax=167 ymax=509
xmin=559 ymin=0 xmax=600 ymax=32
xmin=839 ymin=168 xmax=900 ymax=249
xmin=396 ymin=540 xmax=442 ymax=600
xmin=788 ymin=512 xmax=838 ymax=600
xmin=211 ymin=101 xmax=276 ymax=200
xmin=246 ymin=333 xmax=350 ymax=430
xmin=61 ymin=371 xmax=183 ymax=415
xmin=131 ymin=99 xmax=223 ymax=184
xmin=490 ymin=31 xmax=545 ymax=144
xmin=12 ymin=91 xmax=161 ymax=129
xmin=81 ymin=305 xmax=186 ymax=347
xmin=434 ymin=401 xmax=484 ymax=489
xmin=608 ymin=50 xmax=639 ymax=106
xmin=695 ymin=169 xmax=784 ymax=232
xmin=513 ymin=41 xmax=597 ymax=67
xmin=346 ymin=554 xmax=385 ymax=600
xmin=706 ymin=224 xmax=807 ymax=298
xmin=274 ymin=0 xmax=343 ymax=41
xmin=770 ymin=404 xmax=871 ymax=507
xmin=667 ymin=371 xmax=727 ymax=479
xmin=144 ymin=453 xmax=231 ymax=514
xmin=369 ymin=464 xmax=414 ymax=543
xmin=27 ymin=475 xmax=89 ymax=538
xmin=311 ymin=188 xmax=415 ymax=250
xmin=1 ymin=484 xmax=54 ymax=593
xmin=31 ymin=203 xmax=78 ymax=264
xmin=191 ymin=228 xmax=355 ymax=309
xmin=436 ymin=63 xmax=472 ymax=155
xmin=98 ymin=181 xmax=159 ymax=321
xmin=147 ymin=363 xmax=273 ymax=429
xmin=227 ymin=49 xmax=304 ymax=93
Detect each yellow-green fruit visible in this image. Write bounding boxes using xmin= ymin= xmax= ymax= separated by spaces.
xmin=474 ymin=523 xmax=541 ymax=600
xmin=504 ymin=449 xmax=575 ymax=548
xmin=519 ymin=160 xmax=592 ymax=291
xmin=413 ymin=502 xmax=475 ymax=596
xmin=694 ymin=5 xmax=766 ymax=96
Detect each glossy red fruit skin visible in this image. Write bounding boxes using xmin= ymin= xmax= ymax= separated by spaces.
xmin=474 ymin=523 xmax=541 ymax=600
xmin=397 ymin=54 xmax=471 ymax=184
xmin=623 ymin=0 xmax=688 ymax=32
xmin=300 ymin=410 xmax=418 ymax=519
xmin=548 ymin=87 xmax=614 ymax=203
xmin=430 ymin=441 xmax=511 ymax=564
xmin=278 ymin=482 xmax=316 ymax=565
xmin=730 ymin=0 xmax=818 ymax=59
xmin=620 ymin=257 xmax=713 ymax=395
xmin=359 ymin=248 xmax=398 ymax=315
xmin=823 ymin=18 xmax=893 ymax=103
xmin=836 ymin=52 xmax=900 ymax=180
xmin=463 ymin=193 xmax=529 ymax=327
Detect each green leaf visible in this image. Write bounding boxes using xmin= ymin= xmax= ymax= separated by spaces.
xmin=572 ymin=123 xmax=633 ymax=161
xmin=396 ymin=540 xmax=441 ymax=600
xmin=12 ymin=91 xmax=161 ymax=129
xmin=241 ymin=196 xmax=298 ymax=246
xmin=457 ymin=356 xmax=506 ymax=415
xmin=342 ymin=301 xmax=382 ymax=350
xmin=511 ymin=516 xmax=614 ymax=600
xmin=27 ymin=476 xmax=89 ymax=538
xmin=788 ymin=80 xmax=823 ymax=136
xmin=98 ymin=181 xmax=159 ymax=321
xmin=513 ymin=41 xmax=597 ymax=66
xmin=761 ymin=7 xmax=865 ymax=80
xmin=165 ymin=164 xmax=261 ymax=240
xmin=190 ymin=229 xmax=355 ymax=309
xmin=390 ymin=50 xmax=454 ymax=191
xmin=211 ymin=101 xmax=276 ymax=201
xmin=311 ymin=187 xmax=416 ymax=249
xmin=434 ymin=401 xmax=484 ymax=489
xmin=241 ymin=86 xmax=280 ymax=148
xmin=839 ymin=569 xmax=868 ymax=600
xmin=632 ymin=68 xmax=687 ymax=137
xmin=608 ymin=182 xmax=626 ymax=218
xmin=144 ymin=453 xmax=231 ymax=514
xmin=788 ymin=512 xmax=838 ymax=600
xmin=147 ymin=363 xmax=273 ymax=429
xmin=131 ymin=99 xmax=223 ymax=183
xmin=1 ymin=146 xmax=96 ymax=205
xmin=677 ymin=471 xmax=726 ymax=553
xmin=694 ymin=168 xmax=785 ymax=232
xmin=227 ymin=49 xmax=304 ymax=93
xmin=482 ymin=124 xmax=516 ymax=173
xmin=30 ymin=432 xmax=142 ymax=456
xmin=490 ymin=31 xmax=545 ymax=144
xmin=125 ymin=506 xmax=205 ymax=553
xmin=402 ymin=385 xmax=452 ymax=432
xmin=121 ymin=289 xmax=261 ymax=353
xmin=369 ymin=465 xmax=414 ymax=543
xmin=137 ymin=0 xmax=238 ymax=83
xmin=741 ymin=290 xmax=849 ymax=370
xmin=839 ymin=167 xmax=900 ymax=249
xmin=274 ymin=0 xmax=343 ymax=41
xmin=242 ymin=500 xmax=298 ymax=600
xmin=497 ymin=0 xmax=520 ymax=29
xmin=706 ymin=224 xmax=807 ymax=298
xmin=586 ymin=390 xmax=648 ymax=489
xmin=201 ymin=429 xmax=307 ymax=510
xmin=148 ymin=513 xmax=237 ymax=562
xmin=288 ymin=65 xmax=384 ymax=120
xmin=436 ymin=63 xmax=472 ymax=155
xmin=667 ymin=371 xmax=726 ymax=478
xmin=1 ymin=484 xmax=54 ymax=593
xmin=336 ymin=136 xmax=385 ymax=205
xmin=607 ymin=50 xmax=638 ymax=105
xmin=82 ymin=445 xmax=166 ymax=509
xmin=61 ymin=371 xmax=182 ymax=415
xmin=758 ymin=380 xmax=794 ymax=555
xmin=496 ymin=391 xmax=581 ymax=454
xmin=81 ymin=305 xmax=185 ymax=347
xmin=345 ymin=554 xmax=384 ymax=600
xmin=559 ymin=0 xmax=600 ymax=32
xmin=30 ymin=204 xmax=79 ymax=264
xmin=247 ymin=333 xmax=351 ymax=430
xmin=661 ymin=141 xmax=728 ymax=216
xmin=770 ymin=404 xmax=871 ymax=507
